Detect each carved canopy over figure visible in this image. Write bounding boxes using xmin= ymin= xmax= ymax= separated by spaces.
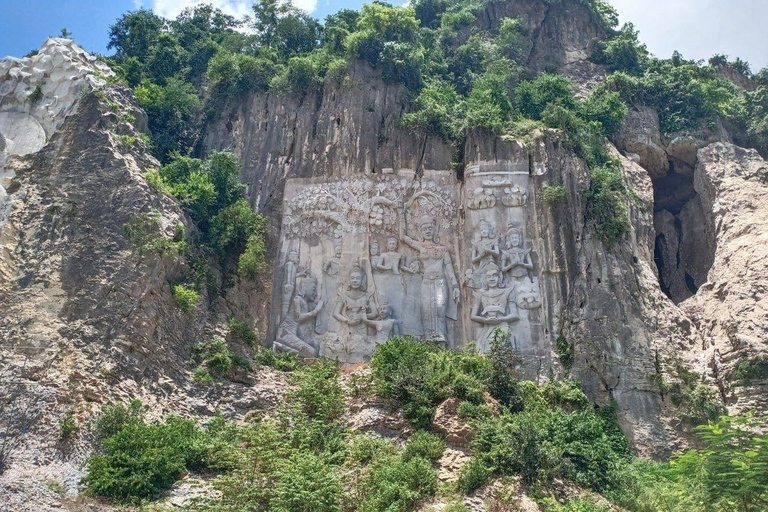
xmin=470 ymin=262 xmax=519 ymax=352
xmin=275 ymin=274 xmax=324 ymax=358
xmin=401 ymin=214 xmax=459 ymax=344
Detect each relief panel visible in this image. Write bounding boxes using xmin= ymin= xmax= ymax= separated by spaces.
xmin=271 ymin=170 xmax=460 ymax=362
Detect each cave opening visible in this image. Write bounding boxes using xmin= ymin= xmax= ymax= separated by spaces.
xmin=651 ymin=162 xmax=714 ymax=304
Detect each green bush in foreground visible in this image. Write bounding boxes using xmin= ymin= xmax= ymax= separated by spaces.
xmin=84 ymin=416 xmax=207 ymax=505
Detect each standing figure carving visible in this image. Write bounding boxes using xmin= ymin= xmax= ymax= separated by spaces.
xmin=471 ymin=219 xmax=501 ymax=268
xmin=317 ymin=241 xmax=342 ymax=334
xmin=275 ymin=274 xmax=323 ymax=358
xmin=401 ymin=215 xmax=459 ymax=344
xmin=502 ymin=226 xmax=534 ymax=284
xmin=372 ymin=236 xmax=414 ymax=323
xmin=370 ymin=240 xmax=384 ymax=271
xmin=333 ymin=264 xmax=378 ymax=342
xmin=470 ymin=263 xmax=519 ymax=352
xmin=281 ymin=249 xmax=300 ymax=319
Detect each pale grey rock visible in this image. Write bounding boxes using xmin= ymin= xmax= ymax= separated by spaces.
xmin=0 ymin=112 xmax=46 ymax=156
xmin=613 ymin=107 xmax=669 ymax=179
xmin=682 ymin=143 xmax=768 ymax=414
xmin=0 ymin=38 xmax=114 ymax=139
xmin=666 ymin=135 xmax=706 ymax=174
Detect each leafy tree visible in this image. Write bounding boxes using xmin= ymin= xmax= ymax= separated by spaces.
xmin=108 ymin=9 xmax=165 ymax=60
xmin=671 ymin=414 xmax=768 ymax=512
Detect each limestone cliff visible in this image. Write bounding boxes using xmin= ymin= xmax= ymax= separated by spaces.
xmin=0 ymin=0 xmax=767 ymax=509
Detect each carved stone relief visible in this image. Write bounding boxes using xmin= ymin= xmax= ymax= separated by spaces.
xmin=462 ymin=167 xmax=543 ymax=358
xmin=270 ymin=166 xmax=545 ymax=363
xmin=272 ymin=171 xmax=460 ymax=362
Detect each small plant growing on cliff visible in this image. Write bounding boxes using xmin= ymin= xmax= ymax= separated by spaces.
xmin=732 ymin=356 xmax=768 ymax=385
xmin=59 ymin=411 xmax=78 ymax=441
xmin=542 ymin=185 xmax=568 ymax=206
xmin=238 ymin=232 xmax=267 ymax=279
xmin=95 ymin=400 xmax=145 ymax=441
xmin=193 ymin=337 xmax=233 ymax=380
xmin=228 ymin=318 xmax=257 ymax=347
xmin=28 ymin=84 xmax=43 ymax=105
xmin=123 ymin=211 xmax=185 ymax=257
xmin=556 ymin=335 xmax=575 ymax=373
xmin=584 ymin=165 xmax=630 ymax=246
xmin=171 ymin=284 xmax=199 ymax=312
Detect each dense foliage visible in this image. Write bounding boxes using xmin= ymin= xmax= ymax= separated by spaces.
xmin=105 ymin=0 xmax=768 ymax=248
xmin=146 ymin=151 xmax=267 ymax=285
xmin=83 ymin=338 xmax=768 ymax=512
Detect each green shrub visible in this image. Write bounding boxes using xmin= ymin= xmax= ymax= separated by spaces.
xmin=456 ymin=400 xmax=493 ymax=422
xmin=732 ymin=356 xmax=768 ymax=385
xmin=553 ymin=498 xmax=613 ymax=512
xmin=456 ymin=457 xmax=491 ymax=494
xmin=556 ymin=335 xmax=575 ymax=372
xmin=358 ymin=454 xmax=438 ymax=512
xmin=288 ymin=359 xmax=345 ymax=424
xmin=171 ymin=284 xmax=200 ymax=312
xmin=270 ymin=453 xmax=342 ymax=512
xmin=256 ymin=347 xmax=300 ymax=372
xmin=542 ymin=185 xmax=568 ymax=206
xmin=84 ymin=416 xmax=207 ymax=505
xmin=193 ymin=337 xmax=234 ymax=377
xmin=516 ymin=74 xmax=577 ymax=121
xmin=28 ymin=84 xmax=43 ymax=104
xmin=591 ymin=23 xmax=648 ymax=75
xmin=193 ymin=365 xmax=215 ymax=384
xmin=228 ymin=318 xmax=258 ymax=346
xmin=349 ymin=434 xmax=397 ymax=465
xmin=584 ymin=166 xmax=630 ymax=246
xmin=403 ymin=431 xmax=445 ymax=462
xmin=238 ymin=232 xmax=267 ymax=279
xmin=123 ymin=211 xmax=185 ymax=257
xmin=59 ymin=411 xmax=78 ymax=440
xmin=487 ymin=329 xmax=521 ymax=409
xmin=371 ymin=337 xmax=491 ymax=429
xmin=95 ymin=400 xmax=145 ymax=441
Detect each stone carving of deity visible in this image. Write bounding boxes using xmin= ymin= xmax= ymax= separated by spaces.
xmin=317 ymin=242 xmax=343 ymax=335
xmin=372 ymin=236 xmax=416 ymax=323
xmin=468 ymin=187 xmax=497 ymax=210
xmin=470 ymin=262 xmax=519 ymax=352
xmin=323 ymin=242 xmax=342 ymax=277
xmin=401 ymin=214 xmax=459 ymax=344
xmin=275 ymin=274 xmax=324 ymax=358
xmin=370 ymin=240 xmax=384 ymax=271
xmin=281 ymin=249 xmax=300 ymax=319
xmin=471 ymin=219 xmax=501 ymax=268
xmin=502 ymin=226 xmax=534 ymax=283
xmin=363 ymin=302 xmax=400 ymax=345
xmin=501 ymin=186 xmax=527 ymax=207
xmin=333 ymin=264 xmax=378 ymax=340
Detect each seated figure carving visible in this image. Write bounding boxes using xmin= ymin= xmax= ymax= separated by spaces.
xmin=275 ymin=274 xmax=324 ymax=358
xmin=470 ymin=262 xmax=519 ymax=352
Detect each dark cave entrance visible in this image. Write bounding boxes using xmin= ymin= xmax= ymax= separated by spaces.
xmin=651 ymin=162 xmax=715 ymax=304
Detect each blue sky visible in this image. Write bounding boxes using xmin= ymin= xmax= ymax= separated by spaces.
xmin=1 ymin=1 xmax=767 ymax=69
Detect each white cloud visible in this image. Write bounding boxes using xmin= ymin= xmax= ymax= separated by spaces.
xmin=609 ymin=0 xmax=768 ymax=69
xmin=151 ymin=0 xmax=318 ymax=20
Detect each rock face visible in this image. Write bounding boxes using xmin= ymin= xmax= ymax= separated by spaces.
xmin=682 ymin=143 xmax=768 ymax=414
xmin=2 ymin=6 xmax=768 ymax=510
xmin=0 ymin=42 xmax=282 ymax=508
